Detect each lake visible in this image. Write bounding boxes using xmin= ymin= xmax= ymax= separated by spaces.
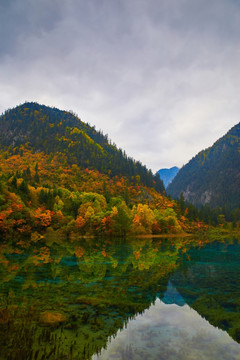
xmin=0 ymin=236 xmax=240 ymax=359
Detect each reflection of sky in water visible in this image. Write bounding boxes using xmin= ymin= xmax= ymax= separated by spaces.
xmin=93 ymin=297 xmax=240 ymax=360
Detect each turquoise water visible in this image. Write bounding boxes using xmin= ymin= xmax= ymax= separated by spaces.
xmin=0 ymin=237 xmax=240 ymax=359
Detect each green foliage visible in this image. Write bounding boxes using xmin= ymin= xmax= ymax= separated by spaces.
xmin=154 ymin=208 xmax=180 ymax=233
xmin=0 ymin=194 xmax=5 ymax=207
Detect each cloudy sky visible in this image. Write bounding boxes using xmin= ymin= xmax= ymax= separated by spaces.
xmin=0 ymin=0 xmax=240 ymax=172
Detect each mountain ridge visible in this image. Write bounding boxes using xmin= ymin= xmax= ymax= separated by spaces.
xmin=167 ymin=122 xmax=240 ymax=211
xmin=0 ymin=102 xmax=164 ymax=193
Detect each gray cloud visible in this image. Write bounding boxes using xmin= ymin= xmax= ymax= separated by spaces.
xmin=0 ymin=0 xmax=240 ymax=172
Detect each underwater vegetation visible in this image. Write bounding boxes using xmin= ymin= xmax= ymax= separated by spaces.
xmin=0 ymin=236 xmax=240 ymax=359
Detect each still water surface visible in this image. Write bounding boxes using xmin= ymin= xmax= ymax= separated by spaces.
xmin=0 ymin=236 xmax=240 ymax=359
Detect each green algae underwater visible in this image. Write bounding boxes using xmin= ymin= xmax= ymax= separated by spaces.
xmin=0 ymin=236 xmax=240 ymax=360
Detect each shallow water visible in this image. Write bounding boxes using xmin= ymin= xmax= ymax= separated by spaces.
xmin=0 ymin=236 xmax=240 ymax=359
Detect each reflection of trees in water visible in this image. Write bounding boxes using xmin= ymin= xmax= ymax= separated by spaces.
xmin=168 ymin=241 xmax=240 ymax=343
xmin=1 ymin=237 xmax=239 ymax=359
xmin=0 ymin=237 xmax=184 ymax=360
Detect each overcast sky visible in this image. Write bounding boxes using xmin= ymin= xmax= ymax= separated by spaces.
xmin=0 ymin=0 xmax=240 ymax=172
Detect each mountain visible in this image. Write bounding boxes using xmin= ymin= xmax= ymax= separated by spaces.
xmin=167 ymin=122 xmax=240 ymax=211
xmin=157 ymin=166 xmax=179 ymax=187
xmin=0 ymin=102 xmax=164 ymax=193
xmin=0 ymin=102 xmax=200 ymax=239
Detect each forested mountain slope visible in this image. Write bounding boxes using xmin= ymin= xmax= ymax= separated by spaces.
xmin=167 ymin=122 xmax=240 ymax=211
xmin=0 ymin=102 xmax=203 ymax=239
xmin=0 ymin=102 xmax=164 ymax=192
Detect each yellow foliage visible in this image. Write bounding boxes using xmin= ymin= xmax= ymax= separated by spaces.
xmin=70 ymin=127 xmax=82 ymax=135
xmin=85 ymin=206 xmax=95 ymax=220
xmin=110 ymin=206 xmax=118 ymax=217
xmin=16 ymin=178 xmax=24 ymax=187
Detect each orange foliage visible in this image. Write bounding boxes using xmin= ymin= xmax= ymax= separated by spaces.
xmin=133 ymin=249 xmax=141 ymax=260
xmin=75 ymin=246 xmax=85 ymax=258
xmin=133 ymin=214 xmax=141 ymax=226
xmin=39 ymin=311 xmax=66 ymax=325
xmin=152 ymin=220 xmax=162 ymax=234
xmin=101 ymin=216 xmax=114 ymax=234
xmin=33 ymin=246 xmax=52 ymax=264
xmin=101 ymin=249 xmax=107 ymax=257
xmin=34 ymin=208 xmax=52 ymax=228
xmin=75 ymin=216 xmax=86 ymax=229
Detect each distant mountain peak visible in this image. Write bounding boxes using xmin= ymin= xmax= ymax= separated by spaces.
xmin=157 ymin=166 xmax=179 ymax=187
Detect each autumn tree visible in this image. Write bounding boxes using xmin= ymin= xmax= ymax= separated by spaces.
xmin=131 ymin=204 xmax=154 ymax=234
